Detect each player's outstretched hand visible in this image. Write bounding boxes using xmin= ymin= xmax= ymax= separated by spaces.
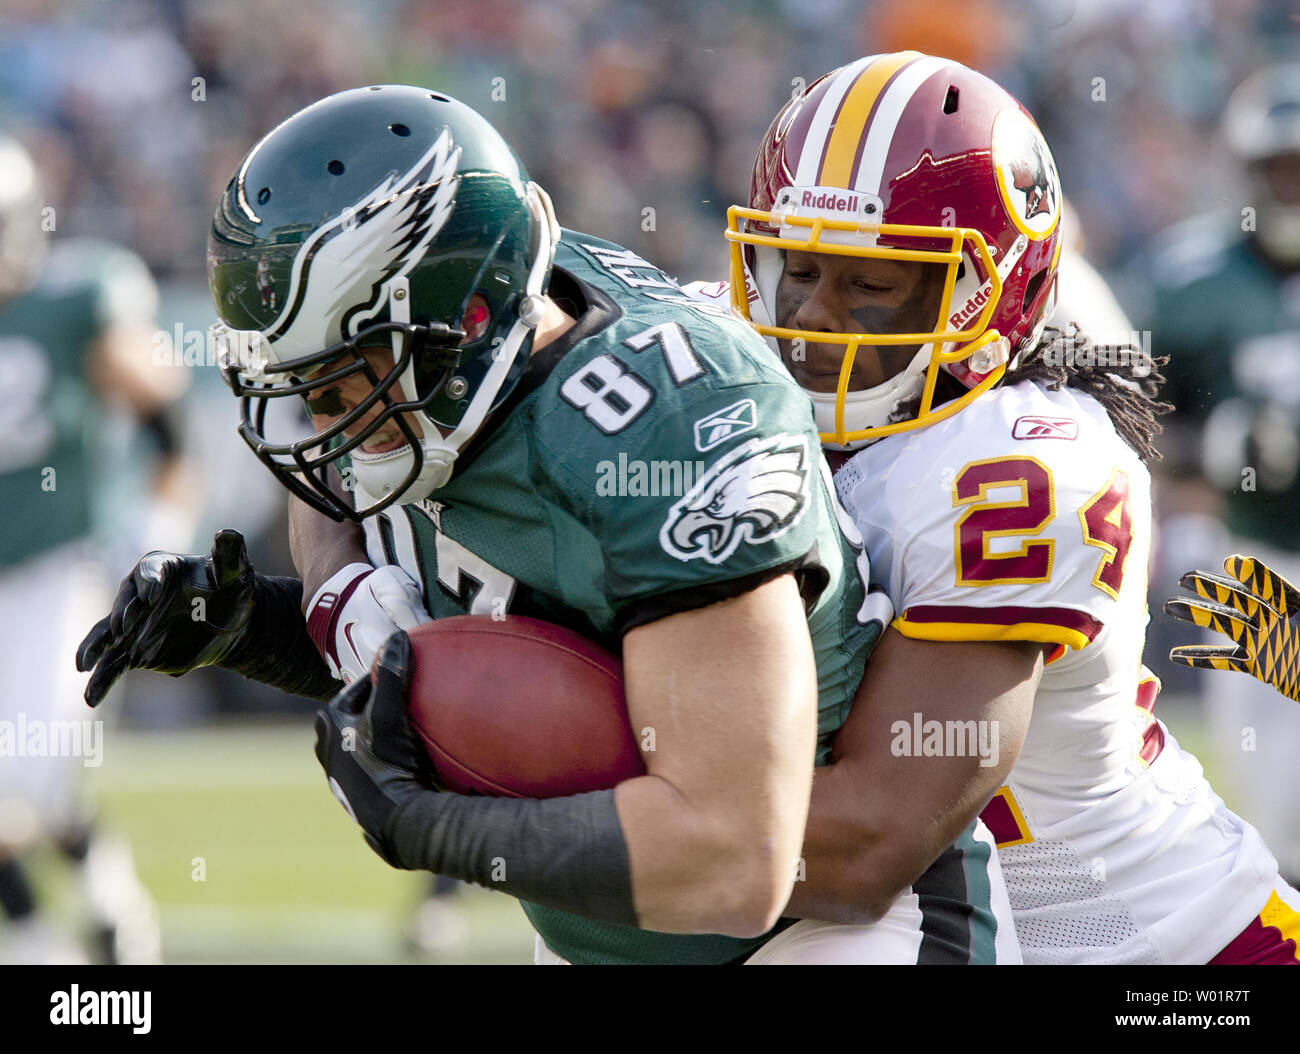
xmin=313 ymin=631 xmax=433 ymax=868
xmin=1165 ymin=554 xmax=1300 ymax=703
xmin=75 ymin=529 xmax=257 ymax=707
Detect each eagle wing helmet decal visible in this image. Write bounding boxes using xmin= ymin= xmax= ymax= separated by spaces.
xmin=262 ymin=129 xmax=462 ymax=363
xmin=660 ymin=434 xmax=811 ymax=564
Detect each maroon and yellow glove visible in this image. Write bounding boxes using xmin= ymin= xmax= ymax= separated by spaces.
xmin=1164 ymin=554 xmax=1300 ymax=703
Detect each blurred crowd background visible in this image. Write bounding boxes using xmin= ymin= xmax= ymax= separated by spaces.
xmin=5 ymin=0 xmax=1296 ymax=692
xmin=1 ymin=0 xmax=1298 ymax=962
xmin=2 ymin=0 xmax=1293 ymax=280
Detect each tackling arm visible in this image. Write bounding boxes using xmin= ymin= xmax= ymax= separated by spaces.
xmin=784 ymin=629 xmax=1041 ymax=923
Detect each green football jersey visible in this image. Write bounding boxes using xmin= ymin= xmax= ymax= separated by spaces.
xmin=356 ymin=231 xmax=877 ymax=964
xmin=0 ymin=240 xmax=154 ymax=567
xmin=1144 ymin=217 xmax=1300 ymax=550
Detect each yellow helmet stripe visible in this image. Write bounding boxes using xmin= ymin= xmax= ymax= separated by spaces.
xmin=854 ymin=55 xmax=955 ymax=195
xmin=819 ymin=51 xmax=922 ymax=188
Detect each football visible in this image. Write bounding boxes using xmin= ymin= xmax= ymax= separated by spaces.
xmin=403 ymin=616 xmax=646 ymax=797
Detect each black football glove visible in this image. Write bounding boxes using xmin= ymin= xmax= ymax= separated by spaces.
xmin=314 ymin=631 xmax=434 ymax=868
xmin=76 ymin=529 xmax=257 ymax=706
xmin=1164 ymin=554 xmax=1300 ymax=704
xmin=314 ymin=632 xmax=637 ymax=922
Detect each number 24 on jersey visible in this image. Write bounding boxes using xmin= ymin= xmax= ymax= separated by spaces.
xmin=951 ymin=455 xmax=1133 ymax=596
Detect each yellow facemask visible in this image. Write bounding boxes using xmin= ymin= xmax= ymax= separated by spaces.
xmin=725 ymin=206 xmax=1012 ymax=447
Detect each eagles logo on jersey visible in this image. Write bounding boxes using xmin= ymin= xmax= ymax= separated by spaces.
xmin=660 ymin=433 xmax=810 ymax=564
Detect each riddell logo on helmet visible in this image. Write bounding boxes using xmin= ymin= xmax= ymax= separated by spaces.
xmin=799 ymin=190 xmax=861 ymax=213
xmin=948 ymin=288 xmax=991 ymax=328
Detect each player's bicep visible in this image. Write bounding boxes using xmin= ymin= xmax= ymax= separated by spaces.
xmin=620 ymin=572 xmax=817 ymax=800
xmin=613 ymin=572 xmax=819 ymax=932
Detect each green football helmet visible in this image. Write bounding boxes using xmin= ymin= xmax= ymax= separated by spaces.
xmin=0 ymin=134 xmax=47 ymax=305
xmin=209 ymin=85 xmax=559 ymax=520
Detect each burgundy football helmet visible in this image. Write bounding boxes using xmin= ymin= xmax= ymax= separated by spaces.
xmin=726 ymin=52 xmax=1064 ymax=447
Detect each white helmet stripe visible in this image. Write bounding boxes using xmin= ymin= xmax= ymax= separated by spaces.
xmin=853 ymin=56 xmax=953 ymax=196
xmin=794 ymin=55 xmax=879 ymax=187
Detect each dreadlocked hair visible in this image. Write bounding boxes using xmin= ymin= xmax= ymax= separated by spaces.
xmin=1004 ymin=323 xmax=1173 ymax=463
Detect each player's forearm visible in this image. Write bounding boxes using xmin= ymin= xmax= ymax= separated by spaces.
xmin=388 ymin=772 xmax=804 ymax=936
xmin=784 ymin=631 xmax=1039 ymax=923
xmin=614 ymin=574 xmax=819 ymax=936
xmin=389 ymin=725 xmax=807 ymax=937
xmin=785 ymin=758 xmax=963 ymax=923
xmin=289 ymin=493 xmax=369 ymax=611
xmin=222 ymin=574 xmax=341 ymax=700
xmin=613 ymin=771 xmax=809 ymax=937
xmin=387 ymin=787 xmax=639 ymax=926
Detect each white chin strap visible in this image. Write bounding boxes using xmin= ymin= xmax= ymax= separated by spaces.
xmin=350 ymin=442 xmax=458 ymax=507
xmin=350 ymin=183 xmax=559 ymax=509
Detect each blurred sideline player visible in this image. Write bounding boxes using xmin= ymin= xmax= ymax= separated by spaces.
xmin=707 ymin=52 xmax=1298 ymax=963
xmin=1143 ymin=64 xmax=1300 ymax=886
xmin=0 ymin=134 xmax=185 ymax=964
xmin=77 ymin=86 xmax=1018 ymax=964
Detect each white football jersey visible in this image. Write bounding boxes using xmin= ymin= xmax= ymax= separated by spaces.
xmin=835 ymin=380 xmax=1280 ymax=964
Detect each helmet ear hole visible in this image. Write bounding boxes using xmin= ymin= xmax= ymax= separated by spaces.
xmin=462 ymin=294 xmax=491 ymax=342
xmin=1022 ymin=268 xmax=1048 ymax=314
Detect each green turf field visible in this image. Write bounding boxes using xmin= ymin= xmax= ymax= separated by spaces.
xmin=85 ymin=720 xmax=536 ymax=964
xmin=17 ymin=695 xmax=1238 ymax=965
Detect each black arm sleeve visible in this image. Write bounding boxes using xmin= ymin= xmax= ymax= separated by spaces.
xmin=220 ymin=575 xmax=343 ymax=701
xmin=387 ymin=787 xmax=637 ymax=927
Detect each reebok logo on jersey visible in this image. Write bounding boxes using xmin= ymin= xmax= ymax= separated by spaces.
xmin=659 ymin=433 xmax=809 ymax=564
xmin=693 ymin=398 xmax=757 ymax=452
xmin=1012 ymin=415 xmax=1078 ymax=441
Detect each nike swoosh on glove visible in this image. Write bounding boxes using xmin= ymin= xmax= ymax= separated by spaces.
xmin=306 ymin=563 xmax=432 ymax=684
